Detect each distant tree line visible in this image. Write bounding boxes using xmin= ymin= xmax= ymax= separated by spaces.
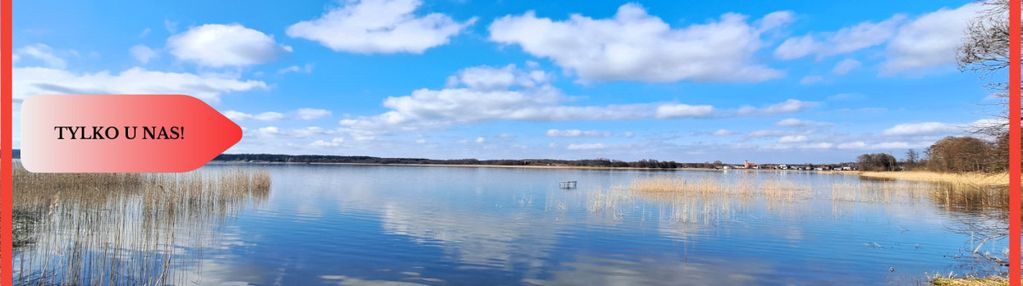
xmin=212 ymin=154 xmax=727 ymax=169
xmin=859 ymin=133 xmax=1014 ymax=173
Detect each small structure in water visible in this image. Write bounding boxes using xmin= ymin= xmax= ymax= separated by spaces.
xmin=559 ymin=181 xmax=577 ymax=189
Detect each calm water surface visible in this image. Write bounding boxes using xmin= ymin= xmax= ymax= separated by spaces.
xmin=15 ymin=164 xmax=1011 ymax=285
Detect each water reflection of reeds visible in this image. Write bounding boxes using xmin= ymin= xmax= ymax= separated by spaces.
xmin=589 ymin=176 xmax=814 ymax=225
xmin=829 ymin=180 xmax=1009 ymax=215
xmin=12 ymin=165 xmax=270 ymax=285
xmin=592 ymin=175 xmax=1011 ymax=226
xmin=588 ymin=175 xmax=1012 ymax=276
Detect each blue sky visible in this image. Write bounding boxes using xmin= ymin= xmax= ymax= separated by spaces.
xmin=11 ymin=0 xmax=1005 ymax=163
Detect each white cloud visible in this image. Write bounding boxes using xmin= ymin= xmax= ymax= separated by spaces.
xmin=338 ymin=65 xmax=680 ymax=135
xmin=882 ymin=122 xmax=962 ymax=136
xmin=226 ymin=108 xmax=332 ymax=121
xmin=545 ymin=129 xmax=610 ymax=138
xmin=310 ymin=137 xmax=345 ymax=147
xmin=836 ymin=141 xmax=868 ymax=150
xmin=290 ymin=126 xmax=330 ymax=137
xmin=800 ymin=142 xmax=834 ymax=149
xmin=873 ymin=141 xmax=922 ymax=149
xmin=776 ymin=118 xmax=805 ymax=127
xmin=799 ymin=75 xmax=823 ymax=85
xmin=748 ymin=130 xmax=795 ymax=138
xmin=168 ymin=24 xmax=288 ymax=67
xmin=778 ymin=135 xmax=808 ymax=143
xmin=336 ymin=66 xmax=813 ymax=140
xmin=445 ymin=64 xmax=550 ymax=90
xmin=776 ymin=118 xmax=826 ymax=127
xmin=712 ymin=129 xmax=734 ymax=136
xmin=278 ymin=64 xmax=315 ymax=74
xmin=287 ymin=0 xmax=474 ymax=54
xmin=474 ymin=137 xmax=486 ymax=144
xmin=566 ymin=143 xmax=606 ymax=151
xmin=831 ymin=59 xmax=861 ymax=75
xmin=224 ymin=111 xmax=285 ymax=121
xmin=296 ymin=108 xmax=332 ymax=120
xmin=881 ymin=3 xmax=984 ymax=74
xmin=488 ymin=4 xmax=785 ymax=83
xmin=256 ymin=126 xmax=281 ymax=137
xmin=772 ymin=35 xmax=817 ymax=60
xmin=970 ymin=118 xmax=1007 ymax=133
xmin=837 ymin=141 xmax=930 ymax=150
xmin=738 ymin=99 xmax=818 ymax=115
xmin=16 ymin=44 xmax=66 ymax=68
xmin=130 ymin=44 xmax=158 ymax=64
xmin=774 ymin=15 xmax=905 ymax=60
xmin=756 ymin=11 xmax=796 ymax=32
xmin=655 ymin=104 xmax=715 ymax=119
xmin=13 ymin=66 xmax=267 ymax=102
xmin=828 ymin=93 xmax=866 ymax=101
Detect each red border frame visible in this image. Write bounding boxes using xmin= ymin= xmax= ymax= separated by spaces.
xmin=2 ymin=0 xmax=12 ymax=283
xmin=0 ymin=1 xmax=1017 ymax=286
xmin=1011 ymin=0 xmax=1021 ymax=284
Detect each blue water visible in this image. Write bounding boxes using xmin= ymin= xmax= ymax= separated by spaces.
xmin=16 ymin=164 xmax=1012 ymax=285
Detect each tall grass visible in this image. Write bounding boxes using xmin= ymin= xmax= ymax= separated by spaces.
xmin=593 ymin=174 xmax=1009 ymax=225
xmin=12 ymin=164 xmax=270 ymax=286
xmin=626 ymin=176 xmax=809 ymax=203
xmin=858 ymin=171 xmax=1009 ymax=187
xmin=589 ymin=176 xmax=816 ymax=225
xmin=931 ymin=275 xmax=1014 ymax=286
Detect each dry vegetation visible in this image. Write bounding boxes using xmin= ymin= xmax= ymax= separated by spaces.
xmin=626 ymin=176 xmax=810 ymax=202
xmin=12 ymin=164 xmax=271 ymax=285
xmin=858 ymin=171 xmax=1009 ymax=187
xmin=589 ymin=176 xmax=817 ymax=224
xmin=932 ymin=276 xmax=1012 ymax=286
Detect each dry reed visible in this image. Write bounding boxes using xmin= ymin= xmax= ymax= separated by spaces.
xmin=11 ymin=164 xmax=271 ymax=286
xmin=601 ymin=174 xmax=1009 ymax=225
xmin=859 ymin=171 xmax=1009 ymax=187
xmin=589 ymin=176 xmax=815 ymax=224
xmin=932 ymin=275 xmax=1013 ymax=286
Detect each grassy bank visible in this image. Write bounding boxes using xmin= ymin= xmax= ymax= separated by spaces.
xmin=858 ymin=171 xmax=1008 ymax=187
xmin=932 ymin=276 xmax=1011 ymax=286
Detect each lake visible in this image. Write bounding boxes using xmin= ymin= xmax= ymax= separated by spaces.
xmin=13 ymin=163 xmax=1010 ymax=285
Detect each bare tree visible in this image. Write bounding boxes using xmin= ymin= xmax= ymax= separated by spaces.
xmin=927 ymin=136 xmax=996 ymax=172
xmin=958 ymin=0 xmax=1016 ymax=136
xmin=905 ymin=149 xmax=920 ymax=169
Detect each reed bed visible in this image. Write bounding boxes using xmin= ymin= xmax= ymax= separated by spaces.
xmin=829 ymin=180 xmax=1007 ymax=212
xmin=932 ymin=275 xmax=1013 ymax=286
xmin=589 ymin=176 xmax=817 ymax=225
xmin=11 ymin=164 xmax=271 ymax=286
xmin=859 ymin=171 xmax=1009 ymax=187
xmin=626 ymin=176 xmax=808 ymax=203
xmin=594 ymin=174 xmax=1010 ymax=226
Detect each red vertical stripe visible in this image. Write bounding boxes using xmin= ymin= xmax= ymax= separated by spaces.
xmin=1 ymin=0 xmax=11 ymax=284
xmin=1011 ymin=0 xmax=1021 ymax=285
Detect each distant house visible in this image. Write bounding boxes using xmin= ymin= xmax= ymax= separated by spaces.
xmin=744 ymin=160 xmax=758 ymax=169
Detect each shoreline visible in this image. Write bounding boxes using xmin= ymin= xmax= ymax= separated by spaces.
xmin=209 ymin=161 xmax=865 ymax=173
xmin=210 ymin=161 xmax=1010 ymax=187
xmin=210 ymin=161 xmax=722 ymax=171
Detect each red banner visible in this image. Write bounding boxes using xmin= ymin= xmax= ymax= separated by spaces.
xmin=20 ymin=94 xmax=242 ymax=172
